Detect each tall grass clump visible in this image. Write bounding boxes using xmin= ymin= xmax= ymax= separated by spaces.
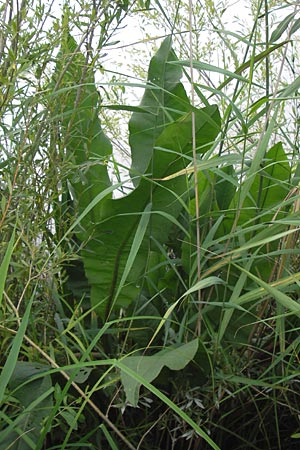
xmin=1 ymin=0 xmax=300 ymax=449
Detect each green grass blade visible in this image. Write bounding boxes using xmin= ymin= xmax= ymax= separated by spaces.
xmin=214 ymin=41 xmax=288 ymax=94
xmin=0 ymin=229 xmax=15 ymax=309
xmin=172 ymin=60 xmax=250 ymax=83
xmin=100 ymin=424 xmax=119 ymax=450
xmin=218 ymin=256 xmax=253 ymax=342
xmin=113 ymin=203 xmax=152 ymax=305
xmin=0 ymin=291 xmax=35 ymax=404
xmin=237 ymin=265 xmax=300 ymax=316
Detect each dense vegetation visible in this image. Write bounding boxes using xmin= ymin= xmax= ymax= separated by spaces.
xmin=1 ymin=1 xmax=300 ymax=449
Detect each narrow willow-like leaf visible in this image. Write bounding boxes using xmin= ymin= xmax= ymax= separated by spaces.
xmin=290 ymin=17 xmax=300 ymax=36
xmin=279 ymin=75 xmax=300 ymax=98
xmin=270 ymin=11 xmax=298 ymax=43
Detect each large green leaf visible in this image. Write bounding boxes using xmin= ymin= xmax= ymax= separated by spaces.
xmin=84 ymin=104 xmax=220 ymax=319
xmin=129 ymin=36 xmax=191 ymax=183
xmin=52 ymin=33 xmax=112 ymax=232
xmin=120 ymin=339 xmax=198 ymax=406
xmin=54 ymin=34 xmax=221 ymax=320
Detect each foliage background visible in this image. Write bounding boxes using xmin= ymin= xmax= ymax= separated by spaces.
xmin=1 ymin=0 xmax=300 ymax=449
